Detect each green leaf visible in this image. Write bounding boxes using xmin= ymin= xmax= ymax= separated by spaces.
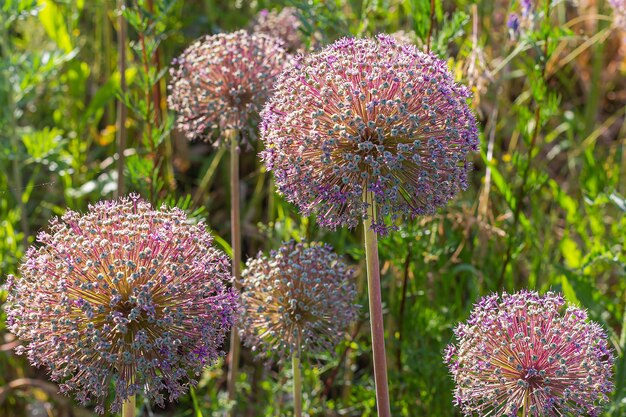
xmin=37 ymin=0 xmax=73 ymax=53
xmin=21 ymin=127 xmax=64 ymax=161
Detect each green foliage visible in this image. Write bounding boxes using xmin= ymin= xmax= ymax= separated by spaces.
xmin=1 ymin=0 xmax=626 ymax=416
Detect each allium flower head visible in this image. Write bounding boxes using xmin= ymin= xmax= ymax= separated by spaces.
xmin=609 ymin=0 xmax=626 ymax=30
xmin=5 ymin=195 xmax=238 ymax=413
xmin=239 ymin=241 xmax=358 ymax=363
xmin=260 ymin=35 xmax=479 ymax=234
xmin=167 ymin=30 xmax=287 ymax=145
xmin=444 ymin=291 xmax=614 ymax=417
xmin=251 ymin=7 xmax=304 ymax=53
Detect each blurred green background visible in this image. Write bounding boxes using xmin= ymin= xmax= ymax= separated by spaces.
xmin=1 ymin=0 xmax=625 ymax=416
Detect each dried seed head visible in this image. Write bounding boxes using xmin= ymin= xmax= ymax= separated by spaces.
xmin=260 ymin=35 xmax=479 ymax=235
xmin=5 ymin=195 xmax=238 ymax=413
xmin=239 ymin=241 xmax=358 ymax=363
xmin=444 ymin=291 xmax=614 ymax=417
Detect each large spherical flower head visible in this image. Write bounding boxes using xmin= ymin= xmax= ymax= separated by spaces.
xmin=5 ymin=195 xmax=238 ymax=413
xmin=260 ymin=35 xmax=479 ymax=235
xmin=239 ymin=241 xmax=358 ymax=363
xmin=167 ymin=30 xmax=287 ymax=145
xmin=251 ymin=7 xmax=304 ymax=53
xmin=444 ymin=291 xmax=614 ymax=417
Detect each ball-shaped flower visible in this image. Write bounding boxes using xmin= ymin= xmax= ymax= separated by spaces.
xmin=609 ymin=0 xmax=626 ymax=30
xmin=239 ymin=241 xmax=358 ymax=363
xmin=167 ymin=30 xmax=288 ymax=145
xmin=250 ymin=7 xmax=304 ymax=53
xmin=444 ymin=291 xmax=614 ymax=417
xmin=5 ymin=195 xmax=238 ymax=413
xmin=260 ymin=34 xmax=479 ymax=234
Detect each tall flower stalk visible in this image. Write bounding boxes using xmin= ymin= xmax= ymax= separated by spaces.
xmin=122 ymin=394 xmax=135 ymax=417
xmin=363 ymin=191 xmax=390 ymax=416
xmin=260 ymin=35 xmax=479 ymax=416
xmin=239 ymin=241 xmax=358 ymax=417
xmin=167 ymin=30 xmax=287 ymax=407
xmin=5 ymin=195 xmax=238 ymax=414
xmin=227 ymin=130 xmax=242 ymax=402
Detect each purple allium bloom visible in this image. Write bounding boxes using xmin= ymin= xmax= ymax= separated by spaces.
xmin=250 ymin=7 xmax=304 ymax=53
xmin=167 ymin=30 xmax=287 ymax=145
xmin=508 ymin=13 xmax=521 ymax=34
xmin=5 ymin=195 xmax=238 ymax=413
xmin=239 ymin=241 xmax=358 ymax=363
xmin=444 ymin=291 xmax=614 ymax=417
xmin=609 ymin=0 xmax=626 ymax=30
xmin=260 ymin=35 xmax=479 ymax=235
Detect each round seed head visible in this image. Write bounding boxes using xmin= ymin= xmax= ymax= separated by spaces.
xmin=250 ymin=7 xmax=305 ymax=53
xmin=239 ymin=241 xmax=358 ymax=363
xmin=260 ymin=34 xmax=479 ymax=235
xmin=444 ymin=291 xmax=615 ymax=417
xmin=167 ymin=30 xmax=288 ymax=146
xmin=5 ymin=195 xmax=238 ymax=413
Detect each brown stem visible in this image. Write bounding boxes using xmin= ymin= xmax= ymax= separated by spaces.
xmin=226 ymin=131 xmax=242 ymax=414
xmin=363 ymin=191 xmax=391 ymax=417
xmin=293 ymin=329 xmax=302 ymax=417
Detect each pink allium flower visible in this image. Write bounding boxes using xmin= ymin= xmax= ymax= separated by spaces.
xmin=5 ymin=195 xmax=238 ymax=413
xmin=609 ymin=0 xmax=626 ymax=30
xmin=444 ymin=291 xmax=614 ymax=417
xmin=260 ymin=35 xmax=479 ymax=234
xmin=239 ymin=241 xmax=358 ymax=363
xmin=251 ymin=7 xmax=304 ymax=53
xmin=167 ymin=30 xmax=287 ymax=145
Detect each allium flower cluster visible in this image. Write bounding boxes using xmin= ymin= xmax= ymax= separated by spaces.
xmin=260 ymin=35 xmax=479 ymax=234
xmin=167 ymin=30 xmax=287 ymax=145
xmin=239 ymin=241 xmax=358 ymax=363
xmin=250 ymin=7 xmax=304 ymax=53
xmin=5 ymin=195 xmax=238 ymax=413
xmin=609 ymin=0 xmax=626 ymax=30
xmin=444 ymin=291 xmax=614 ymax=417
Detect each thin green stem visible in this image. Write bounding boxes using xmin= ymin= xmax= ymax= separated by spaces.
xmin=226 ymin=131 xmax=241 ymax=413
xmin=363 ymin=191 xmax=391 ymax=417
xmin=292 ymin=332 xmax=302 ymax=417
xmin=192 ymin=146 xmax=226 ymax=209
xmin=122 ymin=394 xmax=135 ymax=417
